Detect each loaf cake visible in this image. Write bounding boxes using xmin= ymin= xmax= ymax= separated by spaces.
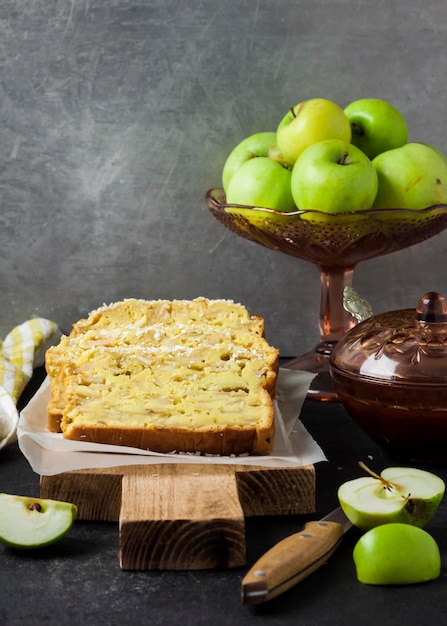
xmin=45 ymin=298 xmax=279 ymax=456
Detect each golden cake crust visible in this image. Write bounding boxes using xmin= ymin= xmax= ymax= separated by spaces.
xmin=59 ymin=405 xmax=274 ymax=456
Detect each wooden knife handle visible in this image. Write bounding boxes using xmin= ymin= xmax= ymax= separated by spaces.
xmin=241 ymin=520 xmax=345 ymax=604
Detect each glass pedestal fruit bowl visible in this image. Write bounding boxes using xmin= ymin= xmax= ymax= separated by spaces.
xmin=329 ymin=292 xmax=447 ymax=463
xmin=206 ymin=188 xmax=447 ymax=401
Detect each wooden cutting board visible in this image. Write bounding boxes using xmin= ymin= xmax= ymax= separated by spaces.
xmin=40 ymin=463 xmax=315 ymax=570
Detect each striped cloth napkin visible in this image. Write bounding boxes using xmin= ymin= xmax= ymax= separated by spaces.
xmin=0 ymin=318 xmax=60 ymax=450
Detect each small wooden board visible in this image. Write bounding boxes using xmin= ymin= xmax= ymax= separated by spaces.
xmin=40 ymin=463 xmax=315 ymax=570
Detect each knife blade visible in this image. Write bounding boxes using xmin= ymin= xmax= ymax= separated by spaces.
xmin=241 ymin=506 xmax=352 ymax=604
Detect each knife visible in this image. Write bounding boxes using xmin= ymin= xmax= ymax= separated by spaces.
xmin=241 ymin=506 xmax=352 ymax=604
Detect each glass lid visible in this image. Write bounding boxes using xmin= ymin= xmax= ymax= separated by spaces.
xmin=330 ymin=292 xmax=447 ymax=383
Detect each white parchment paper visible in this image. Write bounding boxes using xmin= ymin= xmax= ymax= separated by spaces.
xmin=17 ymin=368 xmax=327 ymax=476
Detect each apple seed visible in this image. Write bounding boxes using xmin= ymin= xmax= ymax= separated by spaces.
xmin=28 ymin=502 xmax=42 ymax=512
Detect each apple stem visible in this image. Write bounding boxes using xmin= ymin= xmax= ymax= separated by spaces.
xmin=358 ymin=461 xmax=405 ymax=495
xmin=358 ymin=461 xmax=382 ymax=480
xmin=351 ymin=122 xmax=365 ymax=138
xmin=338 ymin=151 xmax=351 ymax=166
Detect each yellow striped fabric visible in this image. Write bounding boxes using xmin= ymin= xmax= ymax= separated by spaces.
xmin=0 ymin=318 xmax=60 ymax=448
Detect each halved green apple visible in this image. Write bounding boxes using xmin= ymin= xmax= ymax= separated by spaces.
xmin=0 ymin=493 xmax=78 ymax=549
xmin=353 ymin=523 xmax=441 ymax=585
xmin=338 ymin=463 xmax=445 ymax=531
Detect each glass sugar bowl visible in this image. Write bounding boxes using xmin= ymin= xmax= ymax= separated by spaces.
xmin=330 ymin=291 xmax=447 ymax=463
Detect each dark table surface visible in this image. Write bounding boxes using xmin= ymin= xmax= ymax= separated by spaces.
xmin=1 ymin=368 xmax=447 ymax=626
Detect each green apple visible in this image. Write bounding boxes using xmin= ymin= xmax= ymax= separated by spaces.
xmin=226 ymin=156 xmax=296 ymax=212
xmin=344 ymin=98 xmax=408 ymax=160
xmin=353 ymin=523 xmax=441 ymax=585
xmin=372 ymin=142 xmax=447 ymax=209
xmin=338 ymin=464 xmax=445 ymax=531
xmin=418 ymin=142 xmax=447 ymax=165
xmin=291 ymin=139 xmax=378 ymax=214
xmin=221 ymin=131 xmax=278 ymax=193
xmin=0 ymin=493 xmax=78 ymax=549
xmin=276 ymin=98 xmax=351 ymax=166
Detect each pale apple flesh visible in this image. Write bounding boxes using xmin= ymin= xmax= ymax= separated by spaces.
xmin=338 ymin=466 xmax=445 ymax=531
xmin=353 ymin=523 xmax=441 ymax=585
xmin=0 ymin=493 xmax=78 ymax=549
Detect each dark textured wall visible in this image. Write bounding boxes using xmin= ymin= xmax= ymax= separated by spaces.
xmin=1 ymin=0 xmax=446 ymax=356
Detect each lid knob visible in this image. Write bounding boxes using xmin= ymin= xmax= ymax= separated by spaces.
xmin=416 ymin=292 xmax=447 ymax=323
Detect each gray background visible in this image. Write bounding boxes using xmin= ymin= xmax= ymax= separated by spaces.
xmin=1 ymin=0 xmax=446 ymax=357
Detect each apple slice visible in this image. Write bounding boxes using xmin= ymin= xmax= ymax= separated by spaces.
xmin=338 ymin=463 xmax=445 ymax=531
xmin=353 ymin=523 xmax=441 ymax=585
xmin=0 ymin=493 xmax=78 ymax=549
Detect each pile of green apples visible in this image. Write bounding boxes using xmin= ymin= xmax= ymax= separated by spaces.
xmin=222 ymin=97 xmax=447 ymax=215
xmin=338 ymin=463 xmax=445 ymax=585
